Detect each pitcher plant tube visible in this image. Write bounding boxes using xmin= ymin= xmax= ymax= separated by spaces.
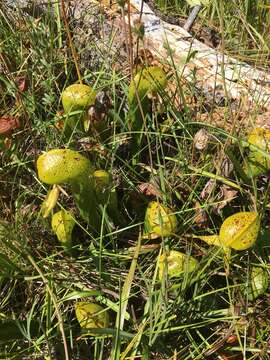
xmin=244 ymin=127 xmax=270 ymax=178
xmin=144 ymin=201 xmax=178 ymax=239
xmin=244 ymin=266 xmax=269 ymax=300
xmin=61 ymin=83 xmax=96 ymax=137
xmin=158 ymin=250 xmax=198 ymax=280
xmin=37 ymin=149 xmax=100 ymax=230
xmin=93 ymin=169 xmax=124 ymax=226
xmin=51 ymin=209 xmax=75 ymax=248
xmin=75 ymin=302 xmax=110 ymax=336
xmin=196 ymin=212 xmax=260 ymax=250
xmin=128 ymin=66 xmax=167 ymax=158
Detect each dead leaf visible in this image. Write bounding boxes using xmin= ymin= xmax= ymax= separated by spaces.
xmin=100 ymin=0 xmax=118 ymax=11
xmin=216 ymin=156 xmax=234 ymax=178
xmin=54 ymin=119 xmax=65 ymax=130
xmin=226 ymin=334 xmax=237 ymax=344
xmin=52 ymin=111 xmax=65 ymax=130
xmin=3 ymin=137 xmax=12 ymax=149
xmin=0 ymin=116 xmax=20 ymax=136
xmin=197 ymin=108 xmax=247 ymax=132
xmin=193 ymin=128 xmax=210 ymax=150
xmin=16 ymin=76 xmax=28 ymax=92
xmin=77 ymin=137 xmax=108 ymax=157
xmin=213 ymin=185 xmax=238 ymax=214
xmin=87 ymin=90 xmax=111 ymax=125
xmin=96 ymin=90 xmax=111 ymax=112
xmin=137 ymin=182 xmax=162 ymax=198
xmin=200 ymin=179 xmax=216 ymax=199
xmin=194 ymin=201 xmax=209 ymax=228
xmin=134 ymin=48 xmax=155 ymax=68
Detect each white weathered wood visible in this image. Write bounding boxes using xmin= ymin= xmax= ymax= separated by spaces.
xmin=6 ymin=0 xmax=270 ymax=108
xmin=129 ymin=0 xmax=270 ymax=108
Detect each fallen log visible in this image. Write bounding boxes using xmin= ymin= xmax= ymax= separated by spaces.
xmin=128 ymin=0 xmax=270 ymax=109
xmin=4 ymin=0 xmax=270 ymax=113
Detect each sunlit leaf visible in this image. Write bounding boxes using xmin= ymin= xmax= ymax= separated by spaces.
xmin=196 ymin=212 xmax=260 ymax=250
xmin=51 ymin=210 xmax=75 ymax=247
xmin=220 ymin=212 xmax=260 ymax=250
xmin=186 ymin=0 xmax=210 ymax=7
xmin=41 ymin=185 xmax=60 ymax=218
xmin=158 ymin=250 xmax=198 ymax=280
xmin=128 ymin=66 xmax=167 ymax=105
xmin=75 ymin=302 xmax=109 ymax=335
xmin=245 ymin=266 xmax=269 ymax=300
xmin=244 ymin=127 xmax=270 ymax=177
xmin=143 ymin=201 xmax=178 ymax=239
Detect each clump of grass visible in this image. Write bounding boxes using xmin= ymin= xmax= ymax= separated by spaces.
xmin=0 ymin=1 xmax=270 ymax=360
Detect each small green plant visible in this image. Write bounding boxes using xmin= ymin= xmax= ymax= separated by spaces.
xmin=93 ymin=170 xmax=123 ymax=226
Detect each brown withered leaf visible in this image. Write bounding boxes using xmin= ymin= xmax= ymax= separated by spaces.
xmin=77 ymin=137 xmax=108 ymax=157
xmin=194 ymin=201 xmax=209 ymax=229
xmin=134 ymin=48 xmax=170 ymax=72
xmin=88 ymin=91 xmax=111 ymax=124
xmin=134 ymin=48 xmax=154 ymax=68
xmin=53 ymin=111 xmax=65 ymax=130
xmin=197 ymin=107 xmax=248 ymax=132
xmin=3 ymin=137 xmax=12 ymax=150
xmin=100 ymin=0 xmax=118 ymax=11
xmin=226 ymin=334 xmax=238 ymax=344
xmin=193 ymin=128 xmax=210 ymax=150
xmin=49 ymin=110 xmax=64 ymax=131
xmin=54 ymin=119 xmax=64 ymax=130
xmin=16 ymin=76 xmax=28 ymax=92
xmin=0 ymin=116 xmax=20 ymax=136
xmin=213 ymin=185 xmax=238 ymax=214
xmin=137 ymin=182 xmax=162 ymax=199
xmin=215 ymin=155 xmax=234 ymax=178
xmin=200 ymin=179 xmax=216 ymax=200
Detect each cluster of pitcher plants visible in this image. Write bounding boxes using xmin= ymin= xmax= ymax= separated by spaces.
xmin=36 ymin=65 xmax=270 ymax=333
